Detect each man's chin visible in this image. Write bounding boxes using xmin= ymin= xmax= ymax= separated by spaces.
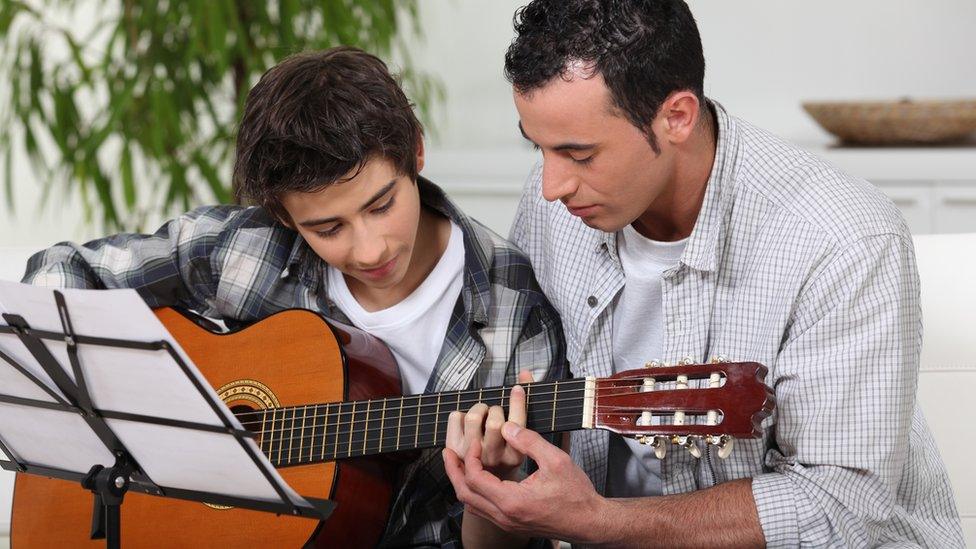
xmin=580 ymin=215 xmax=627 ymax=234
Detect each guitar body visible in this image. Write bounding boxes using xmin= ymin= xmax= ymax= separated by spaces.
xmin=11 ymin=307 xmax=401 ymax=548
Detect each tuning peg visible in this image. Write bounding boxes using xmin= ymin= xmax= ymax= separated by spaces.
xmin=706 ymin=435 xmax=735 ymax=459
xmin=673 ymin=435 xmax=701 ymax=459
xmin=678 ymin=356 xmax=695 ymax=365
xmin=653 ymin=436 xmax=668 ymax=459
xmin=644 ymin=359 xmax=662 ymax=368
xmin=637 ymin=435 xmax=669 ymax=459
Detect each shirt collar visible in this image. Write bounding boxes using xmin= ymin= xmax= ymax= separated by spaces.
xmin=680 ymin=100 xmax=739 ymax=273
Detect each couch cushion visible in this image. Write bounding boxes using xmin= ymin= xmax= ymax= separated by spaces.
xmin=914 ymin=233 xmax=976 ymax=544
xmin=0 ymin=247 xmax=39 ymax=282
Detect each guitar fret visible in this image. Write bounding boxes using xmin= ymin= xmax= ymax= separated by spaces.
xmin=319 ymin=403 xmax=329 ymax=461
xmin=413 ymin=396 xmax=421 ymax=449
xmin=378 ymin=398 xmax=387 ymax=454
xmin=299 ymin=405 xmax=308 ymax=463
xmin=274 ymin=408 xmax=283 ymax=465
xmin=260 ymin=408 xmax=269 ymax=455
xmin=396 ymin=397 xmax=404 ymax=451
xmin=363 ymin=400 xmax=372 ymax=455
xmin=285 ymin=407 xmax=295 ymax=464
xmin=551 ymin=382 xmax=558 ymax=431
xmin=433 ymin=394 xmax=442 ymax=445
xmin=348 ymin=401 xmax=356 ymax=457
xmin=308 ymin=404 xmax=317 ymax=463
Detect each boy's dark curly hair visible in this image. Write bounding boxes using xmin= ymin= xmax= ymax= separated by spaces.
xmin=504 ymin=0 xmax=705 ymax=151
xmin=234 ymin=47 xmax=423 ymax=224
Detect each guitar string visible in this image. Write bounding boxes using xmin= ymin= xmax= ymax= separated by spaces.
xmin=251 ymin=402 xmax=726 ymax=451
xmin=234 ymin=380 xmax=722 ymax=432
xmin=261 ymin=408 xmax=731 ymax=463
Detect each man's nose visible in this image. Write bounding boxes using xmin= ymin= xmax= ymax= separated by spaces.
xmin=541 ymin=160 xmax=579 ymax=203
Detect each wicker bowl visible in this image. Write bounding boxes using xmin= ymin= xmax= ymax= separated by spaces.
xmin=802 ymin=98 xmax=976 ymax=145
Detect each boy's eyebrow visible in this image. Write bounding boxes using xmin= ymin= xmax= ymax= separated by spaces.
xmin=518 ymin=121 xmax=595 ymax=152
xmin=298 ymin=179 xmax=397 ymax=228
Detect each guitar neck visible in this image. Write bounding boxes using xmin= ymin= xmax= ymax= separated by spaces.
xmin=251 ymin=379 xmax=589 ymax=467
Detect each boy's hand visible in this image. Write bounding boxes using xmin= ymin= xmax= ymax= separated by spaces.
xmin=445 ymin=369 xmax=534 ymax=481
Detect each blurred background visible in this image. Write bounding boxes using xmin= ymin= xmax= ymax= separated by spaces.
xmin=1 ymin=0 xmax=975 ymax=545
xmin=0 ymin=0 xmax=975 ymax=249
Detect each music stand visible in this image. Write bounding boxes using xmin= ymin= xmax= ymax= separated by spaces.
xmin=0 ymin=287 xmax=334 ymax=548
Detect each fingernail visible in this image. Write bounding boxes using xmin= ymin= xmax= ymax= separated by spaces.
xmin=502 ymin=422 xmax=522 ymax=438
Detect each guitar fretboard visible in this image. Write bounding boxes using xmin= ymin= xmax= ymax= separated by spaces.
xmin=245 ymin=379 xmax=587 ymax=467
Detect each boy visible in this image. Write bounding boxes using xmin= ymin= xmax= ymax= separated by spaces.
xmin=23 ymin=46 xmax=565 ymax=547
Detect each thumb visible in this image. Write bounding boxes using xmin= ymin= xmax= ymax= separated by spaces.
xmin=517 ymin=369 xmax=535 ymax=384
xmin=501 ymin=421 xmax=560 ymax=466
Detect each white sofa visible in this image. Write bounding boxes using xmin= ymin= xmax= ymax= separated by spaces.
xmin=0 ymin=238 xmax=973 ymax=545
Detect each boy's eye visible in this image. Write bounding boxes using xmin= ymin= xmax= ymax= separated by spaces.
xmin=571 ymin=154 xmax=594 ymax=166
xmin=315 ymin=225 xmax=341 ymax=238
xmin=372 ymin=196 xmax=395 ymax=214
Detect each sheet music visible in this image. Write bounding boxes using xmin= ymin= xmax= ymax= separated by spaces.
xmin=0 ymin=281 xmax=307 ymax=506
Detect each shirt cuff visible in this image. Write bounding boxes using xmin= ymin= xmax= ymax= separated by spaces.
xmin=752 ymin=472 xmax=801 ymax=548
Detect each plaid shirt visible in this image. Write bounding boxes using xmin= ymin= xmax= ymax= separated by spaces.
xmin=510 ymin=102 xmax=964 ymax=548
xmin=22 ymin=178 xmax=567 ymax=548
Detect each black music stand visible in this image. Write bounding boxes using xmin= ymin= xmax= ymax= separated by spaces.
xmin=0 ymin=289 xmax=334 ymax=549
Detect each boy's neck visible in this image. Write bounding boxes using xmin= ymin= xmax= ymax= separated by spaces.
xmin=348 ymin=207 xmax=452 ymax=311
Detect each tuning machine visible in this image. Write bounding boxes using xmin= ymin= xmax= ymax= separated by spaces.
xmin=706 ymin=434 xmax=735 ymax=459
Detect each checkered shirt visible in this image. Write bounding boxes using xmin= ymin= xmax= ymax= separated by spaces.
xmin=22 ymin=178 xmax=567 ymax=548
xmin=509 ymin=102 xmax=963 ymax=548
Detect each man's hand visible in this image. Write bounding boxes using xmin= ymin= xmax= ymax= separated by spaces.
xmin=442 ymin=379 xmax=608 ymax=543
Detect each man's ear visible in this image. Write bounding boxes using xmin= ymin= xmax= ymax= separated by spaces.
xmin=659 ymin=91 xmax=702 ymax=145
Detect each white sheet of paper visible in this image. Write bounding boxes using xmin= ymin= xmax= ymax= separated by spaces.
xmin=0 ymin=403 xmax=115 ymax=473
xmin=107 ymin=420 xmax=303 ymax=503
xmin=0 ymin=282 xmax=308 ymax=509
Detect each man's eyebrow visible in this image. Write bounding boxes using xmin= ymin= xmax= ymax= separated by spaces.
xmin=518 ymin=121 xmax=596 ymax=152
xmin=297 ymin=179 xmax=397 ymax=228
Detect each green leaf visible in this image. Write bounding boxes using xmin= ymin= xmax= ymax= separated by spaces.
xmin=120 ymin=142 xmax=136 ymax=208
xmin=192 ymin=149 xmax=229 ymax=203
xmin=3 ymin=144 xmax=13 ymax=211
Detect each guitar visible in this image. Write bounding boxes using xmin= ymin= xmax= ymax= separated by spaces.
xmin=11 ymin=307 xmax=773 ymax=548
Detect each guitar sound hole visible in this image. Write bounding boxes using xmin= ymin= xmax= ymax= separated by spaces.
xmin=232 ymin=405 xmax=265 ymax=447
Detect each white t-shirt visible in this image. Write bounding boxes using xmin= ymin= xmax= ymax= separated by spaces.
xmin=605 ymin=223 xmax=688 ymax=498
xmin=327 ymin=221 xmax=464 ymax=395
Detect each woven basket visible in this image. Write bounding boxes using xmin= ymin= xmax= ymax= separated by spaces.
xmin=802 ymin=98 xmax=976 ymax=145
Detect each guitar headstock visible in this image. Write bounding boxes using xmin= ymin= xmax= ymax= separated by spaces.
xmin=592 ymin=360 xmax=774 ymax=459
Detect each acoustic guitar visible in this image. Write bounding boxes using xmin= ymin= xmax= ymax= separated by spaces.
xmin=10 ymin=307 xmax=773 ymax=548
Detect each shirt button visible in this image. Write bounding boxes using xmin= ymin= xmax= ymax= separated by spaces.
xmin=587 ymin=295 xmax=598 ymax=307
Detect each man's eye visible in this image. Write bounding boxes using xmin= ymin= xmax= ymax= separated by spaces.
xmin=571 ymin=155 xmax=594 ymax=165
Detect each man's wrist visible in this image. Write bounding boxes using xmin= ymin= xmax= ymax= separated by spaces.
xmin=571 ymin=493 xmax=619 ymax=545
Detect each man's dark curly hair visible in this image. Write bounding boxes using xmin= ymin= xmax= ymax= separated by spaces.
xmin=234 ymin=46 xmax=423 ymax=224
xmin=504 ymin=0 xmax=705 ymax=151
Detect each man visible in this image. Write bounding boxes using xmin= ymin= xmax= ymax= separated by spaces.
xmin=22 ymin=46 xmax=565 ymax=547
xmin=443 ymin=1 xmax=964 ymax=547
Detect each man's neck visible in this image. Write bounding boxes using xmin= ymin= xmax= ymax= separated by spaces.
xmin=632 ymin=106 xmax=717 ymax=242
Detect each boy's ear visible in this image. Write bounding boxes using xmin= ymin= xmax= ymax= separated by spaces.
xmin=415 ymin=135 xmax=425 ymax=174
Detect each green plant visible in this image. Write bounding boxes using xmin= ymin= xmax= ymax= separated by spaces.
xmin=0 ymin=0 xmax=442 ymax=231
